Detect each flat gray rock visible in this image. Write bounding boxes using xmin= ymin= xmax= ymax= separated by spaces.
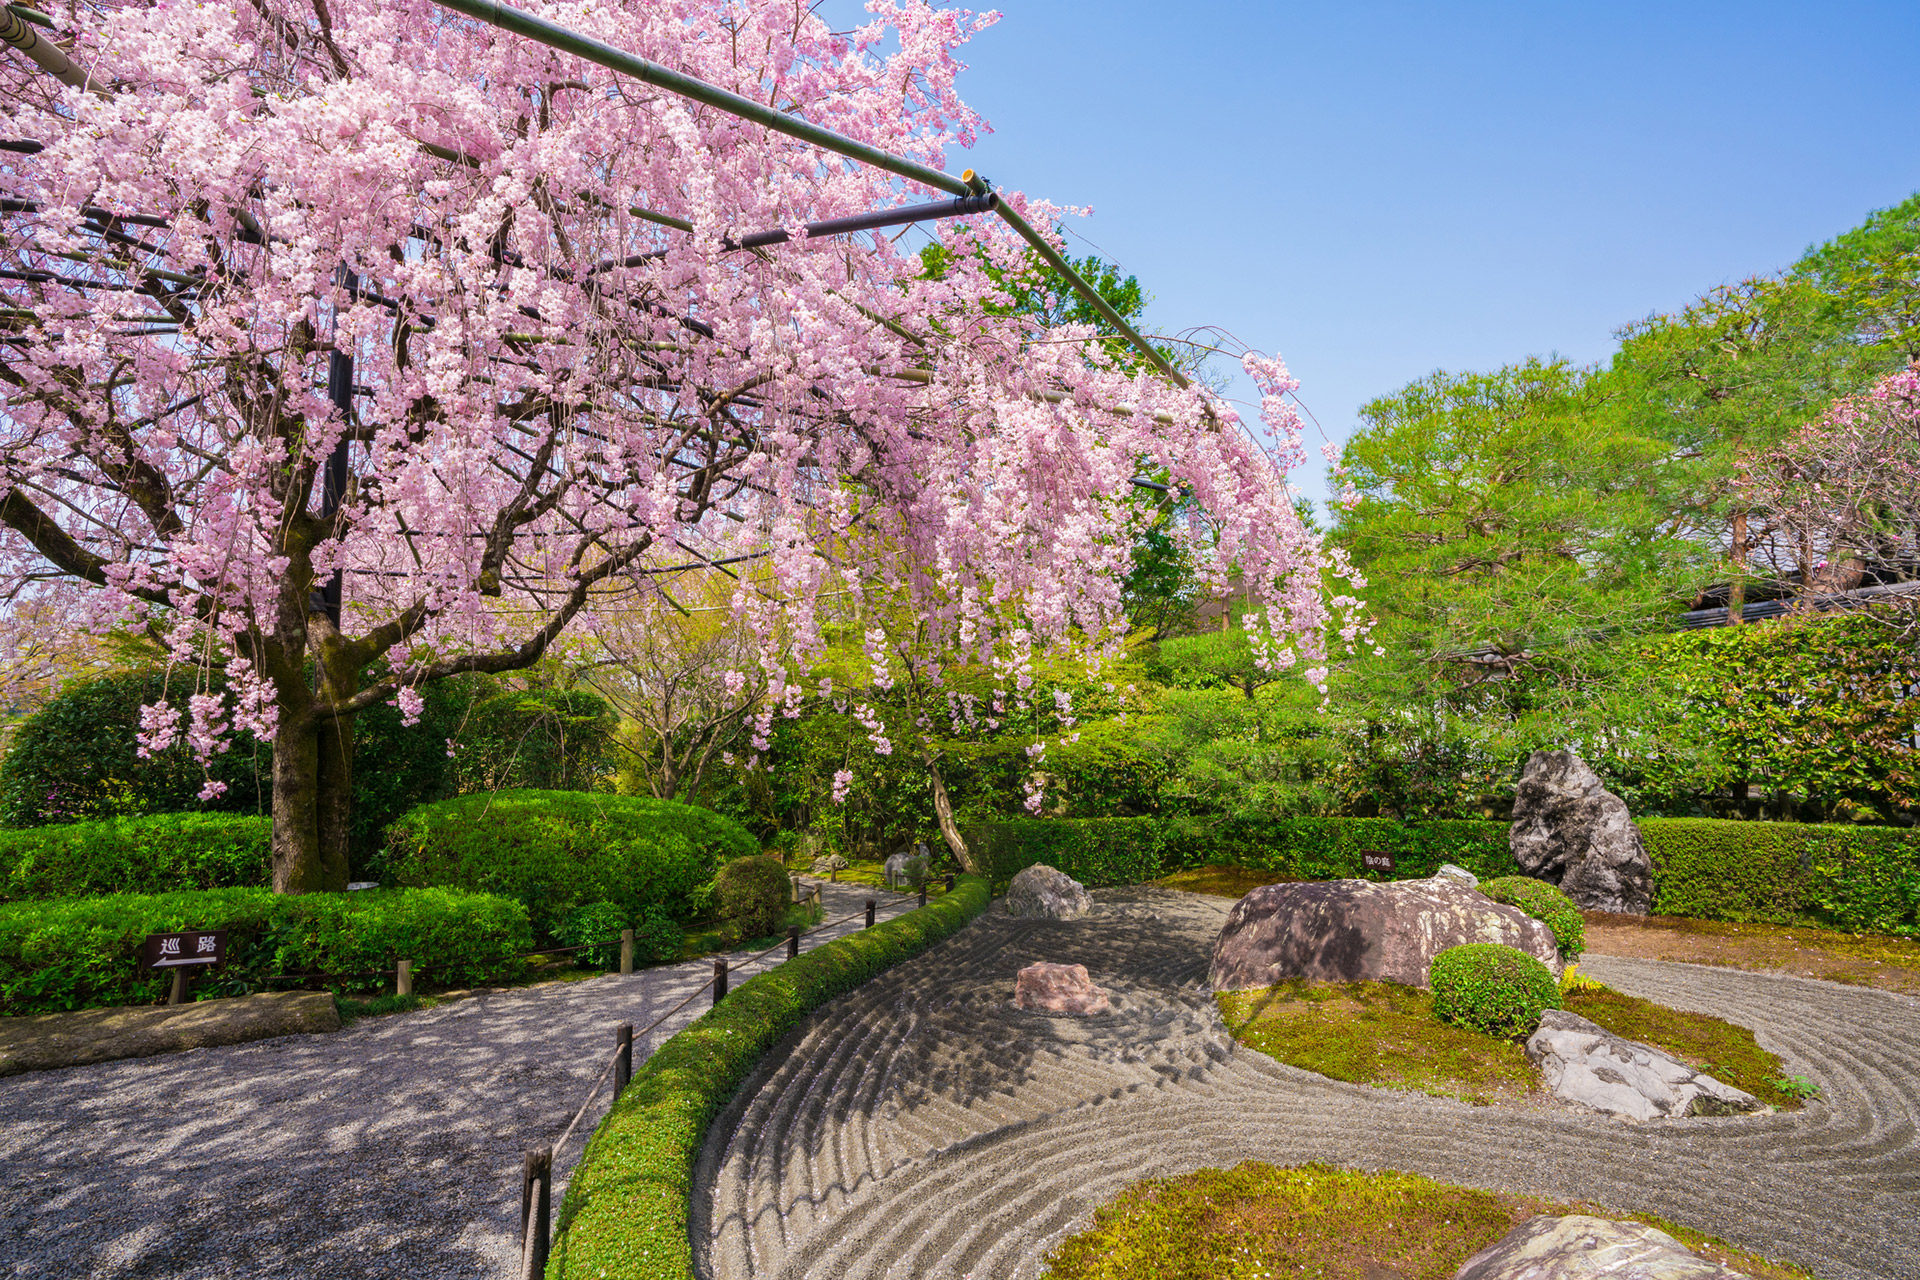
xmin=1208 ymin=877 xmax=1561 ymax=991
xmin=1435 ymin=863 xmax=1479 ymax=887
xmin=1525 ymin=1009 xmax=1763 ymax=1122
xmin=0 ymin=991 xmax=341 ymax=1075
xmin=1510 ymin=750 xmax=1653 ymax=915
xmin=1456 ymin=1214 xmax=1754 ymax=1278
xmin=1005 ymin=864 xmax=1094 ymax=919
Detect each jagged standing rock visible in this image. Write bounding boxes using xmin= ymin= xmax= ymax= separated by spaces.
xmin=1208 ymin=878 xmax=1562 ymax=992
xmin=1013 ymin=962 xmax=1113 ymax=1015
xmin=1455 ymin=1214 xmax=1757 ymax=1279
xmin=1525 ymin=1009 xmax=1764 ymax=1122
xmin=1510 ymin=750 xmax=1653 ymax=915
xmin=1005 ymin=864 xmax=1094 ymax=920
xmin=884 ymin=847 xmax=931 ymax=889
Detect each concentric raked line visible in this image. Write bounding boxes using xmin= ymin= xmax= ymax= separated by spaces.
xmin=693 ymin=887 xmax=1920 ymax=1280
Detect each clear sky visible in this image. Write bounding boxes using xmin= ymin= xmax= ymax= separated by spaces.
xmin=844 ymin=1 xmax=1920 ymax=508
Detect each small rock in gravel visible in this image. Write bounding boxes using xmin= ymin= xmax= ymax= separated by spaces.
xmin=1013 ymin=962 xmax=1112 ymax=1015
xmin=1456 ymin=1214 xmax=1755 ymax=1278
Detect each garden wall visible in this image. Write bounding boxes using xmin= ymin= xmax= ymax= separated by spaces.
xmin=967 ymin=816 xmax=1920 ymax=937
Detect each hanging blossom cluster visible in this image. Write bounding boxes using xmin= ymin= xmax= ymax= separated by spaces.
xmin=0 ymin=0 xmax=1356 ymax=816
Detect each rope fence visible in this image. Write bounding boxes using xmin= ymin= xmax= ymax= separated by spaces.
xmin=513 ymin=873 xmax=955 ymax=1278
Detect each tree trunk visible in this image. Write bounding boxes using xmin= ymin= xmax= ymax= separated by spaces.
xmin=271 ymin=712 xmax=330 ymax=893
xmin=1727 ymin=509 xmax=1749 ymax=624
xmin=924 ymin=751 xmax=975 ymax=874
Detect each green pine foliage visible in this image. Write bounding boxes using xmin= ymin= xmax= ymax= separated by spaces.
xmin=0 ymin=813 xmax=271 ymax=901
xmin=548 ymin=876 xmax=991 ymax=1280
xmin=377 ymin=790 xmax=754 ymax=938
xmin=1476 ymin=876 xmax=1586 ymax=958
xmin=0 ymin=886 xmax=531 ymax=1014
xmin=1429 ymin=943 xmax=1562 ymax=1039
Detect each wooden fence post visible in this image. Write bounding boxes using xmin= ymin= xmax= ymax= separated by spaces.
xmin=787 ymin=925 xmax=800 ymax=960
xmin=396 ymin=959 xmax=412 ymax=998
xmin=615 ymin=1023 xmax=633 ymax=1096
xmin=864 ymin=899 xmax=876 ymax=929
xmin=521 ymin=1146 xmax=552 ymax=1279
xmin=619 ymin=928 xmax=634 ymax=976
xmin=712 ymin=957 xmax=729 ymax=1004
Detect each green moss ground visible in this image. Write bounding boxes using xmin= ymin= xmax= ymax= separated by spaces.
xmin=1218 ymin=978 xmax=1802 ymax=1111
xmin=1039 ymin=1162 xmax=1814 ymax=1280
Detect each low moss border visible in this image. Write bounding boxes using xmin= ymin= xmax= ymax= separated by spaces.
xmin=548 ymin=874 xmax=992 ymax=1279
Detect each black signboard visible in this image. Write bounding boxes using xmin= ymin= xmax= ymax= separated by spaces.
xmin=1360 ymin=850 xmax=1395 ymax=874
xmin=142 ymin=930 xmax=226 ymax=969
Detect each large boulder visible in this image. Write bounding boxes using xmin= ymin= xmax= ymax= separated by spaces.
xmin=1455 ymin=1214 xmax=1755 ymax=1279
xmin=883 ymin=845 xmax=931 ymax=889
xmin=1208 ymin=877 xmax=1561 ymax=992
xmin=1510 ymin=750 xmax=1652 ymax=915
xmin=1005 ymin=864 xmax=1094 ymax=920
xmin=1525 ymin=1010 xmax=1764 ymax=1122
xmin=1013 ymin=962 xmax=1113 ymax=1015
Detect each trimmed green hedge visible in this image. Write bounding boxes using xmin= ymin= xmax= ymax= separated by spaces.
xmin=1642 ymin=818 xmax=1920 ymax=936
xmin=549 ymin=875 xmax=992 ymax=1280
xmin=0 ymin=813 xmax=272 ymax=902
xmin=969 ymin=815 xmax=1920 ymax=937
xmin=1478 ymin=876 xmax=1585 ymax=958
xmin=965 ymin=816 xmax=1517 ymax=888
xmin=378 ymin=790 xmax=756 ymax=937
xmin=1431 ymin=943 xmax=1562 ymax=1039
xmin=0 ymin=886 xmax=532 ymax=1015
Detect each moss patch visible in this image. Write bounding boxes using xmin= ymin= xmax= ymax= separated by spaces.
xmin=1039 ymin=1162 xmax=1814 ymax=1280
xmin=1565 ymin=985 xmax=1802 ymax=1110
xmin=1155 ymin=865 xmax=1301 ymax=898
xmin=1217 ymin=980 xmax=1538 ymax=1105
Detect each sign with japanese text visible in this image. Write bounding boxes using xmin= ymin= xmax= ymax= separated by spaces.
xmin=142 ymin=930 xmax=226 ymax=969
xmin=1360 ymin=850 xmax=1395 ymax=874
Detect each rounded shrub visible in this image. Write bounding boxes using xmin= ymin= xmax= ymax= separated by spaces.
xmin=1477 ymin=876 xmax=1585 ymax=958
xmin=1429 ymin=943 xmax=1562 ymax=1039
xmin=715 ymin=855 xmax=790 ymax=945
xmin=378 ymin=789 xmax=754 ymax=937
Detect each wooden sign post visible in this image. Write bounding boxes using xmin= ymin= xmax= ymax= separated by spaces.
xmin=142 ymin=930 xmax=226 ymax=1006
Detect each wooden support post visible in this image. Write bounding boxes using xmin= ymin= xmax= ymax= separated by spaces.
xmin=945 ymin=873 xmax=955 ymax=893
xmin=712 ymin=957 xmax=728 ymax=1004
xmin=521 ymin=1146 xmax=552 ymax=1279
xmin=168 ymin=969 xmax=189 ymax=1006
xmin=787 ymin=926 xmax=800 ymax=960
xmin=620 ymin=928 xmax=635 ymax=975
xmin=396 ymin=959 xmax=412 ymax=997
xmin=919 ymin=886 xmax=928 ymax=908
xmin=864 ymin=899 xmax=876 ymax=929
xmin=615 ymin=1023 xmax=633 ymax=1097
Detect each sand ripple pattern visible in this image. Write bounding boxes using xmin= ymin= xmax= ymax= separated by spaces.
xmin=695 ymin=886 xmax=1920 ymax=1280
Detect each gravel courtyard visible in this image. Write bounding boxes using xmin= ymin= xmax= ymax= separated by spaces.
xmin=0 ymin=880 xmax=916 ymax=1280
xmin=697 ymin=886 xmax=1920 ymax=1280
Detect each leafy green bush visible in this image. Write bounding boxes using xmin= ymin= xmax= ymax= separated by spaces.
xmin=0 ymin=886 xmax=532 ymax=1014
xmin=554 ymin=902 xmax=683 ymax=969
xmin=0 ymin=670 xmax=270 ymax=826
xmin=1477 ymin=876 xmax=1585 ymax=958
xmin=714 ymin=855 xmax=790 ymax=945
xmin=378 ymin=790 xmax=754 ymax=937
xmin=1643 ymin=818 xmax=1920 ymax=936
xmin=0 ymin=813 xmax=271 ymax=901
xmin=549 ymin=875 xmax=992 ymax=1280
xmin=1429 ymin=943 xmax=1562 ymax=1040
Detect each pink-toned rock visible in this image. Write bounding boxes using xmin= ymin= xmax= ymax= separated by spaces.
xmin=1013 ymin=962 xmax=1113 ymax=1015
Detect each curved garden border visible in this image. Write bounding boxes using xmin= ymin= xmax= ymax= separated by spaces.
xmin=548 ymin=874 xmax=992 ymax=1279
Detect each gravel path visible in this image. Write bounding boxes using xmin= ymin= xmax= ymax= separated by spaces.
xmin=695 ymin=886 xmax=1920 ymax=1280
xmin=0 ymin=879 xmax=917 ymax=1280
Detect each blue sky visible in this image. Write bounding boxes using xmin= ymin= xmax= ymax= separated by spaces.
xmin=858 ymin=1 xmax=1920 ymax=507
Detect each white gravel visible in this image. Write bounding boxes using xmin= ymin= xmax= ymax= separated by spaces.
xmin=0 ymin=880 xmax=916 ymax=1279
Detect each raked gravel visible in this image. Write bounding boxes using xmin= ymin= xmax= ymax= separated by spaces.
xmin=695 ymin=885 xmax=1920 ymax=1280
xmin=0 ymin=879 xmax=917 ymax=1280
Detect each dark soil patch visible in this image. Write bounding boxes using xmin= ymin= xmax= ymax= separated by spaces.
xmin=1584 ymin=912 xmax=1920 ymax=996
xmin=1039 ymin=1161 xmax=1814 ymax=1280
xmin=1155 ymin=865 xmax=1301 ymax=898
